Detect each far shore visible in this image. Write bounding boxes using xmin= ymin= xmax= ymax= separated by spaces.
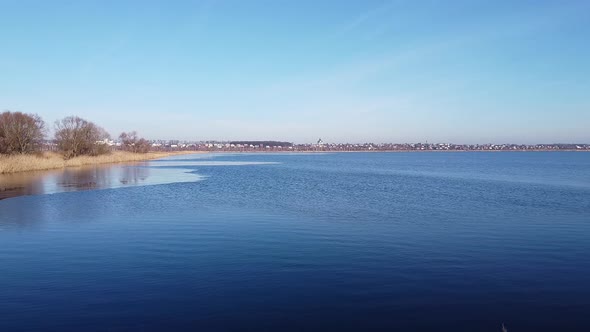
xmin=2 ymin=148 xmax=587 ymax=175
xmin=204 ymin=149 xmax=589 ymax=153
xmin=0 ymin=150 xmax=203 ymax=175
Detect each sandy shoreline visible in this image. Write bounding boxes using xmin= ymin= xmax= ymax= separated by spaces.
xmin=0 ymin=150 xmax=203 ymax=175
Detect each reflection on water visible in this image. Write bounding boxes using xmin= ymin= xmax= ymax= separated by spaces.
xmin=0 ymin=162 xmax=202 ymax=200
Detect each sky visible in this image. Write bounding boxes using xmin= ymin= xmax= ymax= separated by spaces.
xmin=1 ymin=0 xmax=589 ymax=144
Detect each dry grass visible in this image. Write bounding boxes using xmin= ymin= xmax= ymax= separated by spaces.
xmin=0 ymin=150 xmax=201 ymax=174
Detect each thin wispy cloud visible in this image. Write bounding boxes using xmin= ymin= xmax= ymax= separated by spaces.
xmin=340 ymin=1 xmax=399 ymax=34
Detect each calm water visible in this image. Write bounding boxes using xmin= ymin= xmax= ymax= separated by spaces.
xmin=1 ymin=152 xmax=589 ymax=331
xmin=0 ymin=162 xmax=205 ymax=200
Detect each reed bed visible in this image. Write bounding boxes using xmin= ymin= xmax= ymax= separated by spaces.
xmin=0 ymin=151 xmax=199 ymax=174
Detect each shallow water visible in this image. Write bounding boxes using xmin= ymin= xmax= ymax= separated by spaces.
xmin=1 ymin=152 xmax=589 ymax=331
xmin=0 ymin=162 xmax=203 ymax=200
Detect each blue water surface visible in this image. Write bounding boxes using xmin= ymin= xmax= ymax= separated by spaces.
xmin=1 ymin=152 xmax=589 ymax=331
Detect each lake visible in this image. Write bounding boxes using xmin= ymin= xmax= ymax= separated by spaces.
xmin=1 ymin=152 xmax=589 ymax=331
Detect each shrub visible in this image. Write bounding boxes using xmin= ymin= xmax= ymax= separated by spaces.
xmin=0 ymin=111 xmax=46 ymax=154
xmin=119 ymin=131 xmax=151 ymax=153
xmin=54 ymin=116 xmax=111 ymax=159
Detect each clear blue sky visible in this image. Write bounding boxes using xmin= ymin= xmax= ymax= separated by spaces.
xmin=1 ymin=0 xmax=589 ymax=143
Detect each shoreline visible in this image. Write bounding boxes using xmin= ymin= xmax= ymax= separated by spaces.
xmin=1 ymin=149 xmax=587 ymax=175
xmin=203 ymin=149 xmax=589 ymax=153
xmin=0 ymin=150 xmax=203 ymax=175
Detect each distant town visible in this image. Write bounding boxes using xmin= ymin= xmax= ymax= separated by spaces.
xmin=44 ymin=138 xmax=590 ymax=152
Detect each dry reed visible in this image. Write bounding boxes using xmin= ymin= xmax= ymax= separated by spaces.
xmin=0 ymin=151 xmax=199 ymax=174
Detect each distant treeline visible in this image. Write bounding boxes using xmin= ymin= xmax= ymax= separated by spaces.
xmin=0 ymin=111 xmax=151 ymax=159
xmin=229 ymin=141 xmax=293 ymax=147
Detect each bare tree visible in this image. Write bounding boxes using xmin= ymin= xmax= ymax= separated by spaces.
xmin=54 ymin=116 xmax=111 ymax=159
xmin=0 ymin=111 xmax=46 ymax=154
xmin=119 ymin=131 xmax=151 ymax=153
